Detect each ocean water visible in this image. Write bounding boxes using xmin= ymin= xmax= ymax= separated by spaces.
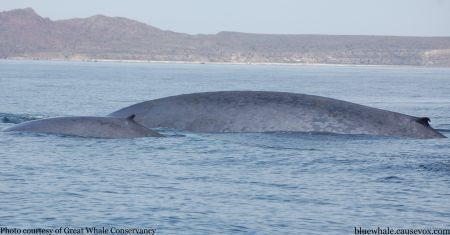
xmin=0 ymin=60 xmax=449 ymax=234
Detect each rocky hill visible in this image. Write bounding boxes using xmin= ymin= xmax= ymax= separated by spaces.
xmin=1 ymin=8 xmax=450 ymax=66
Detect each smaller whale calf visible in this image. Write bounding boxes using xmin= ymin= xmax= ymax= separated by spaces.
xmin=3 ymin=115 xmax=162 ymax=138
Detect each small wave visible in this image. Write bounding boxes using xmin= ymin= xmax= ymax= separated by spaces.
xmin=0 ymin=112 xmax=45 ymax=124
xmin=151 ymin=127 xmax=186 ymax=137
xmin=263 ymin=131 xmax=391 ymax=141
xmin=377 ymin=176 xmax=405 ymax=183
xmin=436 ymin=129 xmax=450 ymax=133
xmin=420 ymin=161 xmax=450 ymax=175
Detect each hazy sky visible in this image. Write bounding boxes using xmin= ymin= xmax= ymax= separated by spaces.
xmin=1 ymin=0 xmax=449 ymax=36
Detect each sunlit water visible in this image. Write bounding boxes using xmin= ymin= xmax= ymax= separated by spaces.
xmin=0 ymin=60 xmax=449 ymax=234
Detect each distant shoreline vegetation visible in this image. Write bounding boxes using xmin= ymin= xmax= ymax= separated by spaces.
xmin=1 ymin=8 xmax=450 ymax=67
xmin=1 ymin=57 xmax=434 ymax=68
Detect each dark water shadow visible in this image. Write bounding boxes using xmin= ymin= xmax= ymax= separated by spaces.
xmin=0 ymin=112 xmax=45 ymax=124
xmin=419 ymin=161 xmax=450 ymax=176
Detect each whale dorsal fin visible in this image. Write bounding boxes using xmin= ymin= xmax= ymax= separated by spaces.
xmin=416 ymin=117 xmax=430 ymax=127
xmin=126 ymin=114 xmax=136 ymax=121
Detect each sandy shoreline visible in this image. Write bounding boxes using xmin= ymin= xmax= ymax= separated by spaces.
xmin=1 ymin=57 xmax=445 ymax=68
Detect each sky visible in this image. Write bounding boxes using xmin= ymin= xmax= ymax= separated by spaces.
xmin=1 ymin=0 xmax=449 ymax=36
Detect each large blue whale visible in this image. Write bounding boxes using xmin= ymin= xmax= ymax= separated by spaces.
xmin=109 ymin=91 xmax=445 ymax=139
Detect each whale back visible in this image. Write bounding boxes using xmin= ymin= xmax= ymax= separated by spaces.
xmin=109 ymin=91 xmax=445 ymax=139
xmin=3 ymin=116 xmax=162 ymax=138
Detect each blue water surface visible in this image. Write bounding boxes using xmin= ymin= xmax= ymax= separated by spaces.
xmin=0 ymin=60 xmax=449 ymax=234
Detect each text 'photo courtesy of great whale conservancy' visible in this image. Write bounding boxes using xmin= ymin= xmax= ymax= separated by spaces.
xmin=0 ymin=1 xmax=450 ymax=234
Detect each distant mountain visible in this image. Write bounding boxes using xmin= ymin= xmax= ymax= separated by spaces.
xmin=1 ymin=8 xmax=450 ymax=66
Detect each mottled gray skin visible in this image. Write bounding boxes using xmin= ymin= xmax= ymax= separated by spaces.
xmin=3 ymin=115 xmax=162 ymax=138
xmin=109 ymin=91 xmax=445 ymax=139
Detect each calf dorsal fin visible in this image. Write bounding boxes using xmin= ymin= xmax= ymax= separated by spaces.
xmin=126 ymin=114 xmax=136 ymax=121
xmin=416 ymin=117 xmax=430 ymax=127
